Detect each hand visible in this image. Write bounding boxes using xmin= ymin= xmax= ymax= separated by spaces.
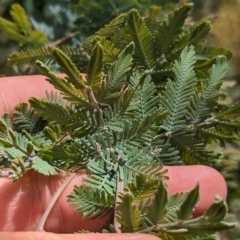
xmin=0 ymin=75 xmax=227 ymax=240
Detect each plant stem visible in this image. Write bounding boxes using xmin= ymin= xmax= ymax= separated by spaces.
xmin=114 ymin=172 xmax=123 ymax=233
xmin=138 ymin=216 xmax=205 ymax=233
xmin=36 ymin=172 xmax=76 ymax=231
xmin=49 ymin=32 xmax=80 ymax=47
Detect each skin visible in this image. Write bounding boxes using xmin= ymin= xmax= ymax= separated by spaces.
xmin=0 ymin=75 xmax=227 ymax=240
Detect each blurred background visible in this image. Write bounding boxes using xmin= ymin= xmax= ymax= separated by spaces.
xmin=0 ymin=0 xmax=239 ymax=239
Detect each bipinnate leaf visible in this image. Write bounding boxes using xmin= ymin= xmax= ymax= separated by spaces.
xmin=155 ymin=3 xmax=193 ymax=55
xmin=126 ymin=9 xmax=155 ymax=69
xmin=43 ymin=124 xmax=62 ymax=143
xmin=13 ymin=102 xmax=45 ymax=133
xmin=146 ymin=181 xmax=168 ymax=224
xmin=102 ymin=42 xmax=134 ymax=102
xmin=26 ymin=142 xmax=33 ymax=156
xmin=203 ymin=196 xmax=227 ymax=223
xmin=0 ymin=4 xmax=46 ymax=46
xmin=177 ymin=184 xmax=199 ymax=220
xmin=86 ymin=42 xmax=104 ymax=89
xmin=8 ymin=46 xmax=86 ymax=66
xmin=143 ymin=6 xmax=162 ymax=34
xmin=216 ymin=102 xmax=240 ymax=119
xmin=192 ymin=56 xmax=227 ymax=123
xmin=197 ymin=47 xmax=232 ymax=60
xmin=92 ymin=36 xmax=120 ymax=64
xmin=10 ymin=4 xmax=31 ymax=32
xmin=35 ymin=61 xmax=90 ymax=106
xmin=29 ymin=98 xmax=79 ymax=127
xmin=68 ymin=186 xmax=115 ymax=219
xmin=83 ymin=13 xmax=127 ymax=50
xmin=187 ymin=222 xmax=235 ymax=234
xmin=128 ymin=174 xmax=159 ymax=201
xmin=170 ymin=21 xmax=211 ymax=58
xmin=51 ymin=47 xmax=87 ymax=89
xmin=161 ymin=46 xmax=197 ymax=133
xmin=0 ymin=119 xmax=14 ymax=147
xmin=116 ymin=193 xmax=143 ymax=232
xmin=0 ymin=118 xmax=8 ymax=135
xmin=32 ymin=157 xmax=58 ymax=175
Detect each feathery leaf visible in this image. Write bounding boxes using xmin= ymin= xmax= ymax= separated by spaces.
xmin=126 ymin=9 xmax=155 ymax=69
xmin=161 ymin=46 xmax=197 ymax=133
xmin=155 ymin=3 xmax=193 ymax=55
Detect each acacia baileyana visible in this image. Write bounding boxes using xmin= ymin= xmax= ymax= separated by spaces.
xmin=0 ymin=3 xmax=238 ymax=239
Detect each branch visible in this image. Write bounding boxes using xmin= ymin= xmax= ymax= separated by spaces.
xmin=36 ymin=172 xmax=76 ymax=231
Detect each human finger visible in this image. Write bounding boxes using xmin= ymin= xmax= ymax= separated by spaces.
xmin=0 ymin=75 xmax=57 ymax=116
xmin=0 ymin=232 xmax=159 ymax=240
xmin=0 ymin=166 xmax=227 ymax=233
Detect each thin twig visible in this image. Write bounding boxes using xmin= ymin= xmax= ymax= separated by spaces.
xmin=36 ymin=172 xmax=76 ymax=231
xmin=49 ymin=32 xmax=80 ymax=47
xmin=114 ymin=172 xmax=123 ymax=233
xmin=138 ymin=216 xmax=205 ymax=233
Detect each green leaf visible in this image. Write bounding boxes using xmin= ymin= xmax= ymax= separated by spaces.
xmin=100 ymin=42 xmax=134 ymax=103
xmin=0 ymin=4 xmax=46 ymax=46
xmin=0 ymin=118 xmax=8 ymax=135
xmin=196 ymin=47 xmax=232 ymax=60
xmin=128 ymin=174 xmax=159 ymax=202
xmin=29 ymin=98 xmax=100 ymax=138
xmin=216 ymin=102 xmax=240 ymax=119
xmin=51 ymin=47 xmax=87 ymax=89
xmin=13 ymin=102 xmax=45 ymax=133
xmin=26 ymin=142 xmax=33 ymax=156
xmin=86 ymin=42 xmax=104 ymax=89
xmin=131 ymin=74 xmax=159 ymax=119
xmin=0 ymin=17 xmax=31 ymax=45
xmin=177 ymin=184 xmax=200 ymax=220
xmin=146 ymin=181 xmax=168 ymax=224
xmin=170 ymin=21 xmax=211 ymax=59
xmin=0 ymin=138 xmax=13 ymax=148
xmin=187 ymin=222 xmax=235 ymax=234
xmin=32 ymin=157 xmax=59 ymax=175
xmin=43 ymin=124 xmax=62 ymax=143
xmin=116 ymin=193 xmax=143 ymax=232
xmin=10 ymin=4 xmax=31 ymax=32
xmin=161 ymin=46 xmax=197 ymax=133
xmin=143 ymin=6 xmax=162 ymax=34
xmin=39 ymin=143 xmax=87 ymax=168
xmin=204 ymin=196 xmax=227 ymax=223
xmin=35 ymin=61 xmax=90 ymax=107
xmin=126 ymin=9 xmax=155 ymax=69
xmin=92 ymin=36 xmax=120 ymax=64
xmin=171 ymin=133 xmax=217 ymax=165
xmin=85 ymin=159 xmax=116 ymax=196
xmin=83 ymin=13 xmax=127 ymax=50
xmin=191 ymin=56 xmax=227 ymax=123
xmin=8 ymin=46 xmax=86 ymax=66
xmin=68 ymin=186 xmax=115 ymax=219
xmin=155 ymin=3 xmax=193 ymax=55
xmin=29 ymin=98 xmax=79 ymax=126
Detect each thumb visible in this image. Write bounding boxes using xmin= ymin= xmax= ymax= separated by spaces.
xmin=0 ymin=232 xmax=159 ymax=240
xmin=0 ymin=75 xmax=62 ymax=116
xmin=0 ymin=166 xmax=227 ymax=233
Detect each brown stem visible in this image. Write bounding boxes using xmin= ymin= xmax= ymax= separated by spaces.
xmin=138 ymin=216 xmax=206 ymax=233
xmin=36 ymin=172 xmax=76 ymax=231
xmin=49 ymin=32 xmax=80 ymax=47
xmin=114 ymin=172 xmax=123 ymax=233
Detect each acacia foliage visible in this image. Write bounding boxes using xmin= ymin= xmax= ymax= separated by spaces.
xmin=0 ymin=3 xmax=238 ymax=238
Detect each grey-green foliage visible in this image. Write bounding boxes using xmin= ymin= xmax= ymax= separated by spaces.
xmin=0 ymin=43 xmax=236 ymax=238
xmin=0 ymin=2 xmax=238 ymax=238
xmin=0 ymin=3 xmax=47 ymax=47
xmin=5 ymin=4 xmax=239 ymax=166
